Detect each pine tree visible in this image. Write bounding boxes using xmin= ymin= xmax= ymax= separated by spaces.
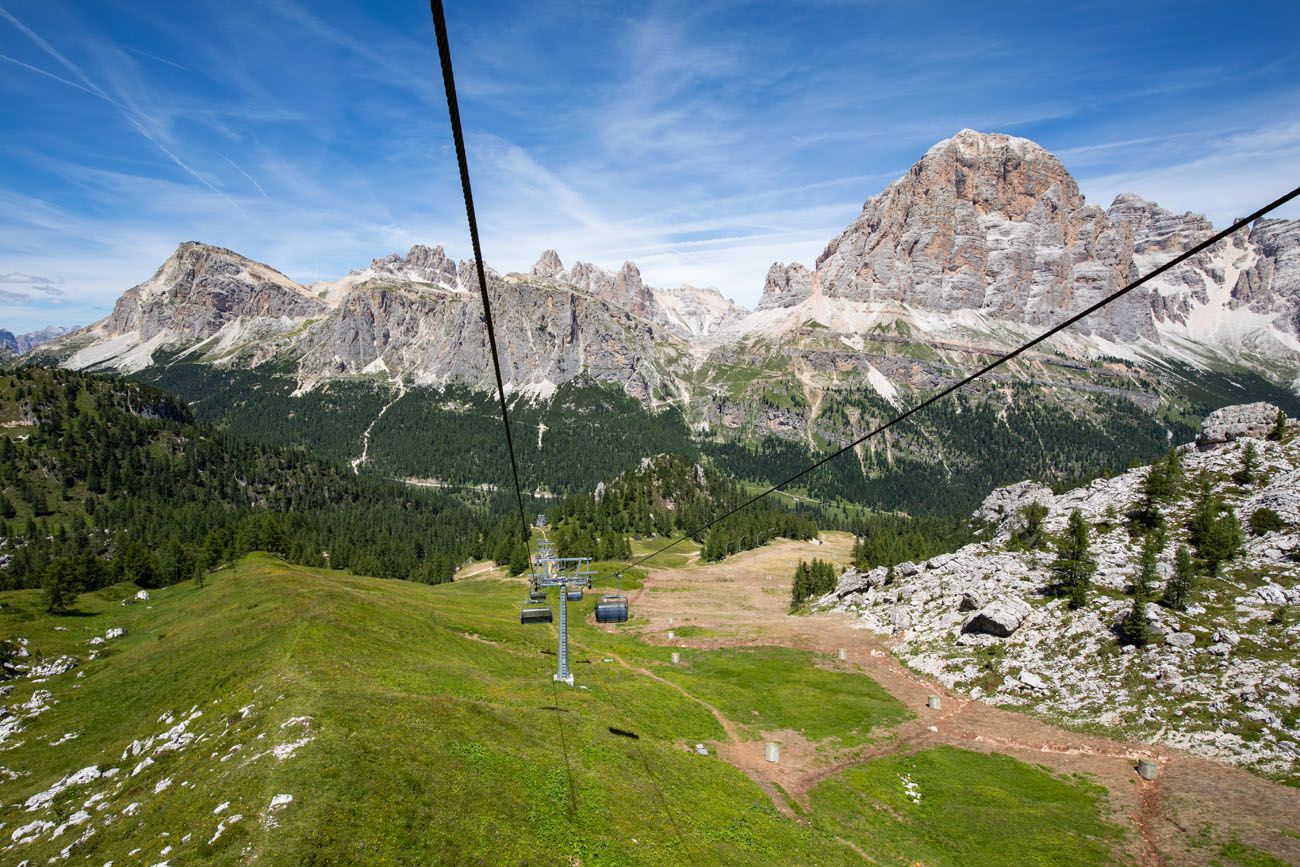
xmin=42 ymin=559 xmax=78 ymax=614
xmin=507 ymin=540 xmax=531 ymax=577
xmin=1232 ymin=441 xmax=1259 ymax=487
xmin=1009 ymin=502 xmax=1048 ymax=551
xmin=790 ymin=561 xmax=811 ymax=607
xmin=1162 ymin=545 xmax=1196 ymax=611
xmin=1119 ymin=533 xmax=1159 ymax=646
xmin=1145 ymin=449 xmax=1184 ymax=501
xmin=1187 ymin=472 xmax=1243 ymax=576
xmin=1267 ymin=410 xmax=1288 ymax=442
xmin=1051 ymin=510 xmax=1096 ymax=609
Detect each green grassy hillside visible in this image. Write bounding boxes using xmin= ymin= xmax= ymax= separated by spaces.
xmin=0 ymin=555 xmax=1125 ymax=865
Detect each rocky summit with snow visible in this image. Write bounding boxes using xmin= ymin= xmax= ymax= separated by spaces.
xmin=17 ymin=130 xmax=1300 ymax=509
xmin=823 ymin=402 xmax=1300 ymax=782
xmin=29 ymin=129 xmax=1300 ymax=407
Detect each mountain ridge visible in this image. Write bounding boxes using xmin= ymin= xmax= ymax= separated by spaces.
xmin=31 ymin=129 xmax=1300 ymax=403
xmin=21 ymin=130 xmax=1300 ymax=511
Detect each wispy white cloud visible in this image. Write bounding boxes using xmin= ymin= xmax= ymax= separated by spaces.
xmin=0 ymin=4 xmax=250 ymax=219
xmin=1 ymin=0 xmax=1298 ymax=331
xmin=1078 ymin=120 xmax=1300 ymax=224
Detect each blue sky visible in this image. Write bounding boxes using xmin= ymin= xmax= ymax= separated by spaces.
xmin=1 ymin=0 xmax=1298 ymax=333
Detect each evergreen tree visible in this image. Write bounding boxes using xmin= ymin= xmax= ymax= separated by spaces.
xmin=1162 ymin=545 xmax=1196 ymax=611
xmin=790 ymin=558 xmax=837 ymax=607
xmin=119 ymin=541 xmax=160 ymax=588
xmin=1248 ymin=507 xmax=1286 ymax=536
xmin=42 ymin=558 xmax=78 ymax=614
xmin=1267 ymin=410 xmax=1288 ymax=442
xmin=507 ymin=541 xmax=531 ymax=577
xmin=1232 ymin=441 xmax=1259 ymax=487
xmin=1009 ymin=502 xmax=1049 ymax=551
xmin=1119 ymin=533 xmax=1159 ymax=646
xmin=1187 ymin=472 xmax=1243 ymax=576
xmin=1051 ymin=510 xmax=1096 ymax=609
xmin=1145 ymin=448 xmax=1184 ymax=502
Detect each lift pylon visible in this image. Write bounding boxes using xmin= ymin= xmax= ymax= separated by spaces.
xmin=528 ymin=541 xmax=594 ymax=686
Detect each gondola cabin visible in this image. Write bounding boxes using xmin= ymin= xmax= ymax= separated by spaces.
xmin=520 ymin=604 xmax=553 ymax=625
xmin=595 ymin=594 xmax=629 ymax=624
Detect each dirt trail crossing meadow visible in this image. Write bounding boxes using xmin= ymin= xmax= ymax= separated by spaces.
xmin=618 ymin=535 xmax=1300 ymax=866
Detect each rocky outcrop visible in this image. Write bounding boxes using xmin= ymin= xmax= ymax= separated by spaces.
xmin=363 ymin=245 xmax=460 ymax=289
xmin=530 ymin=249 xmax=565 ymax=280
xmin=1233 ymin=219 xmax=1300 ymax=335
xmin=1197 ymin=402 xmax=1283 ymax=449
xmin=973 ymin=480 xmax=1055 ymax=539
xmin=529 ymin=250 xmax=745 ymax=337
xmin=757 ymin=262 xmax=814 ymax=310
xmin=961 ymin=597 xmax=1031 ymax=637
xmin=825 ymin=403 xmax=1300 ymax=781
xmin=561 ymin=259 xmax=658 ymax=322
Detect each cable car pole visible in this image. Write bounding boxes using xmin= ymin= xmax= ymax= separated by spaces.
xmin=530 ymin=538 xmax=593 ymax=686
xmin=556 ymin=577 xmax=572 ymax=685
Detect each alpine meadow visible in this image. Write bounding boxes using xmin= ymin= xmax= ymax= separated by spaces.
xmin=2 ymin=1 xmax=1300 ymax=864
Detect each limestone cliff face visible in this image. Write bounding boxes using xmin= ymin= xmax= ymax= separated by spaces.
xmin=1234 ymin=219 xmax=1300 ymax=335
xmin=752 ymin=130 xmax=1300 ymax=350
xmin=102 ymin=242 xmax=327 ymax=345
xmin=757 ymin=262 xmax=814 ymax=311
xmin=295 ymin=274 xmax=675 ymax=400
xmin=809 ymin=130 xmax=1151 ymax=340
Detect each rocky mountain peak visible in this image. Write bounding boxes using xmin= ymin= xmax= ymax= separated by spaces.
xmin=807 ymin=128 xmax=1155 ymax=340
xmin=1106 ymin=194 xmax=1216 ymax=255
xmin=912 ymin=128 xmax=1080 ymax=220
xmin=138 ymin=242 xmax=305 ymax=303
xmin=364 ymin=244 xmax=458 ymax=287
xmin=59 ymin=240 xmax=327 ymax=372
xmin=531 ymin=249 xmax=565 ymax=279
xmin=757 ymin=261 xmax=814 ymax=310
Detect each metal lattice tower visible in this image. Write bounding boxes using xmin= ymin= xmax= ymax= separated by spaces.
xmin=530 ymin=540 xmax=593 ymax=686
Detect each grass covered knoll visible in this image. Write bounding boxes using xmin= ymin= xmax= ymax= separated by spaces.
xmin=0 ymin=555 xmax=1125 ymax=864
xmin=809 ymin=748 xmax=1123 ymax=866
xmin=656 ymin=646 xmax=908 ymax=749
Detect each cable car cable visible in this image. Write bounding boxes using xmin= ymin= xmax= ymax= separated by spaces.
xmin=429 ymin=0 xmax=531 ymax=547
xmin=610 ymin=182 xmax=1300 ymax=581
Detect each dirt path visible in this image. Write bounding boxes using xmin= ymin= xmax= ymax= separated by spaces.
xmin=623 ymin=535 xmax=1300 ymax=866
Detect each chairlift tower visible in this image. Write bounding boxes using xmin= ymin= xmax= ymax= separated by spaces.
xmin=529 ymin=541 xmax=594 ymax=686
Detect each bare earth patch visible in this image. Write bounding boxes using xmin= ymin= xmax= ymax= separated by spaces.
xmin=625 ymin=535 xmax=1300 ymax=866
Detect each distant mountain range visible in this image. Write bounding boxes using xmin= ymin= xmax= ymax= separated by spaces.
xmin=22 ymin=130 xmax=1300 ymax=511
xmin=0 ymin=325 xmax=70 ymax=357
